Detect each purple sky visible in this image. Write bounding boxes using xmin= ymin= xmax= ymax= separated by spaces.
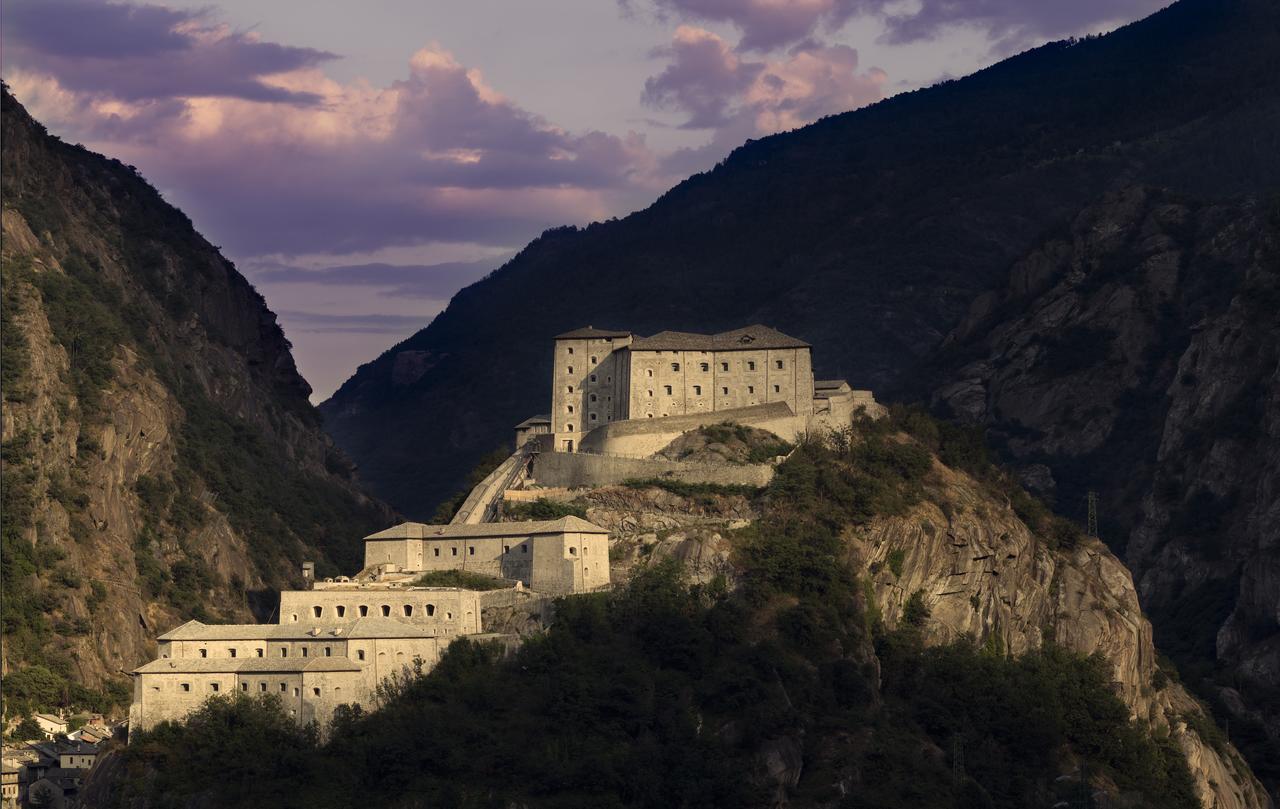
xmin=2 ymin=0 xmax=1167 ymax=399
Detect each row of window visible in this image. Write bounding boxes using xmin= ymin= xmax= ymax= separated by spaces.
xmin=643 ymin=359 xmax=786 ymax=374
xmin=647 ymin=384 xmax=782 ymax=396
xmin=283 ymin=602 xmax=455 ymax=621
xmin=174 ymin=681 xmax=344 ymax=698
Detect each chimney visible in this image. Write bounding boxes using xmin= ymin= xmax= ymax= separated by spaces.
xmin=302 ymin=561 xmax=315 ymax=590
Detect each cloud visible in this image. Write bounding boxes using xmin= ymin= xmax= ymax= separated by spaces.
xmin=275 ymin=310 xmax=429 ymax=335
xmin=4 ymin=0 xmax=337 ymax=104
xmin=867 ymin=0 xmax=1167 ymax=48
xmin=6 ymin=16 xmax=666 ymax=260
xmin=248 ymin=259 xmax=502 ymax=299
xmin=643 ymin=27 xmax=885 ymax=144
xmin=626 ymin=0 xmax=861 ymax=51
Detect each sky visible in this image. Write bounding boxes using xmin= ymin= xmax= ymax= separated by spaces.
xmin=2 ymin=0 xmax=1168 ymax=400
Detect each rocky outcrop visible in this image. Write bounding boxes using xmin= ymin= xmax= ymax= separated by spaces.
xmin=0 ymin=89 xmax=391 ymax=708
xmin=930 ymin=186 xmax=1280 ymax=790
xmin=854 ymin=460 xmax=1269 ymax=808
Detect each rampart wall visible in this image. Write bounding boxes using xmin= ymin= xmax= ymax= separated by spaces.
xmin=531 ymin=450 xmax=776 ymax=490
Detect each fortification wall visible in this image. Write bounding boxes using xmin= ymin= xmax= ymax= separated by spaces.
xmin=531 ymin=450 xmax=775 ymax=490
xmin=578 ymin=401 xmax=801 ymax=456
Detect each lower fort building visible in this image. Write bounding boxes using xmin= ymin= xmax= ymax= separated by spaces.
xmin=130 ymin=517 xmax=611 ymax=733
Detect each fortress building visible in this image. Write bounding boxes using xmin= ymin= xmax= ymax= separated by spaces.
xmin=130 ymin=517 xmax=611 ymax=734
xmin=543 ymin=325 xmax=873 ymax=454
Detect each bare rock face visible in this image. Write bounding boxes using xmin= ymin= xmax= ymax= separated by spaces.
xmin=570 ymin=484 xmax=755 ymax=586
xmin=854 ymin=462 xmax=1270 ymax=809
xmin=0 ymin=89 xmax=391 ymax=709
xmin=929 ymin=186 xmax=1280 ymax=791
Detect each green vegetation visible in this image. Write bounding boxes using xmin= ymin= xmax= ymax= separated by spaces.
xmin=504 ymin=497 xmax=587 ymax=521
xmin=886 ymin=549 xmax=906 ymax=579
xmin=681 ymin=422 xmax=794 ymax=464
xmin=411 ymin=570 xmax=510 ymax=590
xmin=622 ymin=477 xmax=762 ymax=504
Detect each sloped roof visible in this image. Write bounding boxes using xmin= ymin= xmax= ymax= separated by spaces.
xmin=364 ymin=516 xmax=608 ymax=541
xmin=630 ymin=324 xmax=809 ymax=352
xmin=133 ymin=655 xmax=362 ymax=675
xmin=158 ymin=617 xmax=453 ymax=642
xmin=514 ymin=414 xmax=552 ymax=428
xmin=554 ymin=326 xmax=632 ymax=340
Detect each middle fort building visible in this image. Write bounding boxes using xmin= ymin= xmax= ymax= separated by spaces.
xmin=550 ymin=324 xmax=815 ymax=453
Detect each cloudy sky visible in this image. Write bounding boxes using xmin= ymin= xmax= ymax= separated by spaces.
xmin=3 ymin=0 xmax=1167 ymax=400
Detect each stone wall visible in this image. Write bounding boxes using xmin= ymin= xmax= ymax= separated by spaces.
xmin=530 ymin=450 xmax=776 ymax=490
xmin=624 ymin=347 xmax=813 ymax=422
xmin=278 ymin=589 xmax=482 ymax=635
xmin=577 ymin=401 xmax=801 ymax=457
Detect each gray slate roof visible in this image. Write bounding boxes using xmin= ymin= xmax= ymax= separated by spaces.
xmin=157 ymin=616 xmax=453 ymax=642
xmin=514 ymin=414 xmax=552 ymax=428
xmin=554 ymin=326 xmax=632 ymax=340
xmin=630 ymin=324 xmax=810 ymax=352
xmin=365 ymin=516 xmax=608 ymax=541
xmin=134 ymin=656 xmax=363 ymax=675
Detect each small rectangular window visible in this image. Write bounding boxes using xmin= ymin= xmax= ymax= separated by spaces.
xmin=590 ymin=355 xmax=597 ymax=363
xmin=567 ymin=347 xmax=573 ymax=354
xmin=776 ymin=360 xmax=784 ymax=369
xmin=590 ymin=374 xmax=597 ymax=382
xmin=664 ymin=385 xmax=672 ymax=395
xmin=721 ymin=362 xmax=729 ymax=371
xmin=693 ymin=385 xmax=702 ymax=395
xmin=357 ymin=649 xmax=366 ymax=661
xmin=451 ymin=547 xmax=458 ymax=556
xmin=773 ymin=385 xmax=780 ymax=393
xmin=181 ymin=683 xmax=191 ymax=692
xmin=281 ymin=648 xmax=288 ymax=657
xmin=240 ymin=682 xmax=248 ymax=692
xmin=259 ymin=682 xmax=267 ymax=692
xmin=700 ymin=362 xmax=709 ymax=372
xmin=468 ymin=546 xmax=475 ymax=555
xmin=434 ymin=548 xmax=440 ymax=557
xmin=293 ymin=688 xmax=300 ymax=697
xmin=210 ymin=682 xmax=219 ymax=692
xmin=522 ymin=545 xmax=528 ymax=554
xmin=747 ymin=361 xmax=756 ymax=371
xmin=228 ymin=648 xmax=236 ymax=658
xmin=256 ymin=648 xmax=264 ymax=657
xmin=280 ymin=683 xmax=287 ymax=692
xmin=301 ymin=647 xmax=308 ymax=657
xmin=567 ymin=385 xmax=574 ymax=393
xmin=313 ymin=687 xmax=321 ymax=696
xmin=198 ymin=649 xmax=207 ymax=658
xmin=324 ymin=646 xmax=332 ymax=656
xmin=671 ymin=362 xmax=680 ymax=371
xmin=567 ymin=366 xmax=574 ymax=374
xmin=722 ymin=387 xmax=729 ymax=395
xmin=748 ymin=385 xmax=755 ymax=394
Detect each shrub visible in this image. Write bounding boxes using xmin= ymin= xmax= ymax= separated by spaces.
xmin=504 ymin=497 xmax=586 ymax=521
xmin=411 ymin=570 xmax=510 ymax=590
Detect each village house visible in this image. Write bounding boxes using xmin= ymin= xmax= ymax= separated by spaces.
xmin=29 ymin=715 xmax=66 ymax=740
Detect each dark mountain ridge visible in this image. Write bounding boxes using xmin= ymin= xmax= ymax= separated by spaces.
xmin=320 ymin=0 xmax=1280 ymax=790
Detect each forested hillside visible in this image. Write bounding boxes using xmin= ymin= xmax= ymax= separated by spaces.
xmin=0 ymin=87 xmax=391 ymax=719
xmin=319 ymin=0 xmax=1280 ymax=787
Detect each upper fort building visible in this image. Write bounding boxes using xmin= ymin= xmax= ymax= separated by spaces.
xmin=550 ymin=325 xmax=816 ymax=453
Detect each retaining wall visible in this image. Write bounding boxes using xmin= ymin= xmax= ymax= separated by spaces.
xmin=531 ymin=450 xmax=775 ymax=490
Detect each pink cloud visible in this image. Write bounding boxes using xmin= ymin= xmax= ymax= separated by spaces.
xmin=642 ymin=27 xmax=884 ymax=139
xmin=627 ymin=0 xmax=861 ymax=51
xmin=6 ymin=37 xmax=665 ymax=258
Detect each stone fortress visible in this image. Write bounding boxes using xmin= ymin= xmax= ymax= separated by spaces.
xmin=541 ymin=324 xmax=876 ymax=456
xmin=131 ymin=323 xmax=871 ymax=735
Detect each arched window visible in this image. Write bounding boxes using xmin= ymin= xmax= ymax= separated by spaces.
xmin=403 ymin=604 xmax=414 ymax=617
xmin=359 ymin=605 xmax=369 ymax=617
xmin=313 ymin=606 xmax=323 ymax=618
xmin=336 ymin=606 xmax=345 ymax=618
xmin=426 ymin=604 xmax=436 ymax=616
xmin=567 ymin=424 xmax=574 ymax=432
xmin=567 ymin=366 xmax=573 ymax=374
xmin=381 ymin=604 xmax=391 ymax=617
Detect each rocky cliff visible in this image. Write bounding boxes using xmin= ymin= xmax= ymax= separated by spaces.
xmin=543 ymin=437 xmax=1269 ymax=807
xmin=0 ymin=88 xmax=391 ymax=714
xmin=928 ymin=186 xmax=1280 ymax=788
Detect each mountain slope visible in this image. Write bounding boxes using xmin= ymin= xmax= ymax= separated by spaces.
xmin=319 ymin=0 xmax=1280 ymax=788
xmin=926 ymin=186 xmax=1280 ymax=787
xmin=0 ymin=88 xmax=392 ymax=717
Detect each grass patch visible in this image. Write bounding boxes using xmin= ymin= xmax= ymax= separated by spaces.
xmin=504 ymin=498 xmax=587 ymax=521
xmin=412 ymin=570 xmax=511 ymax=590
